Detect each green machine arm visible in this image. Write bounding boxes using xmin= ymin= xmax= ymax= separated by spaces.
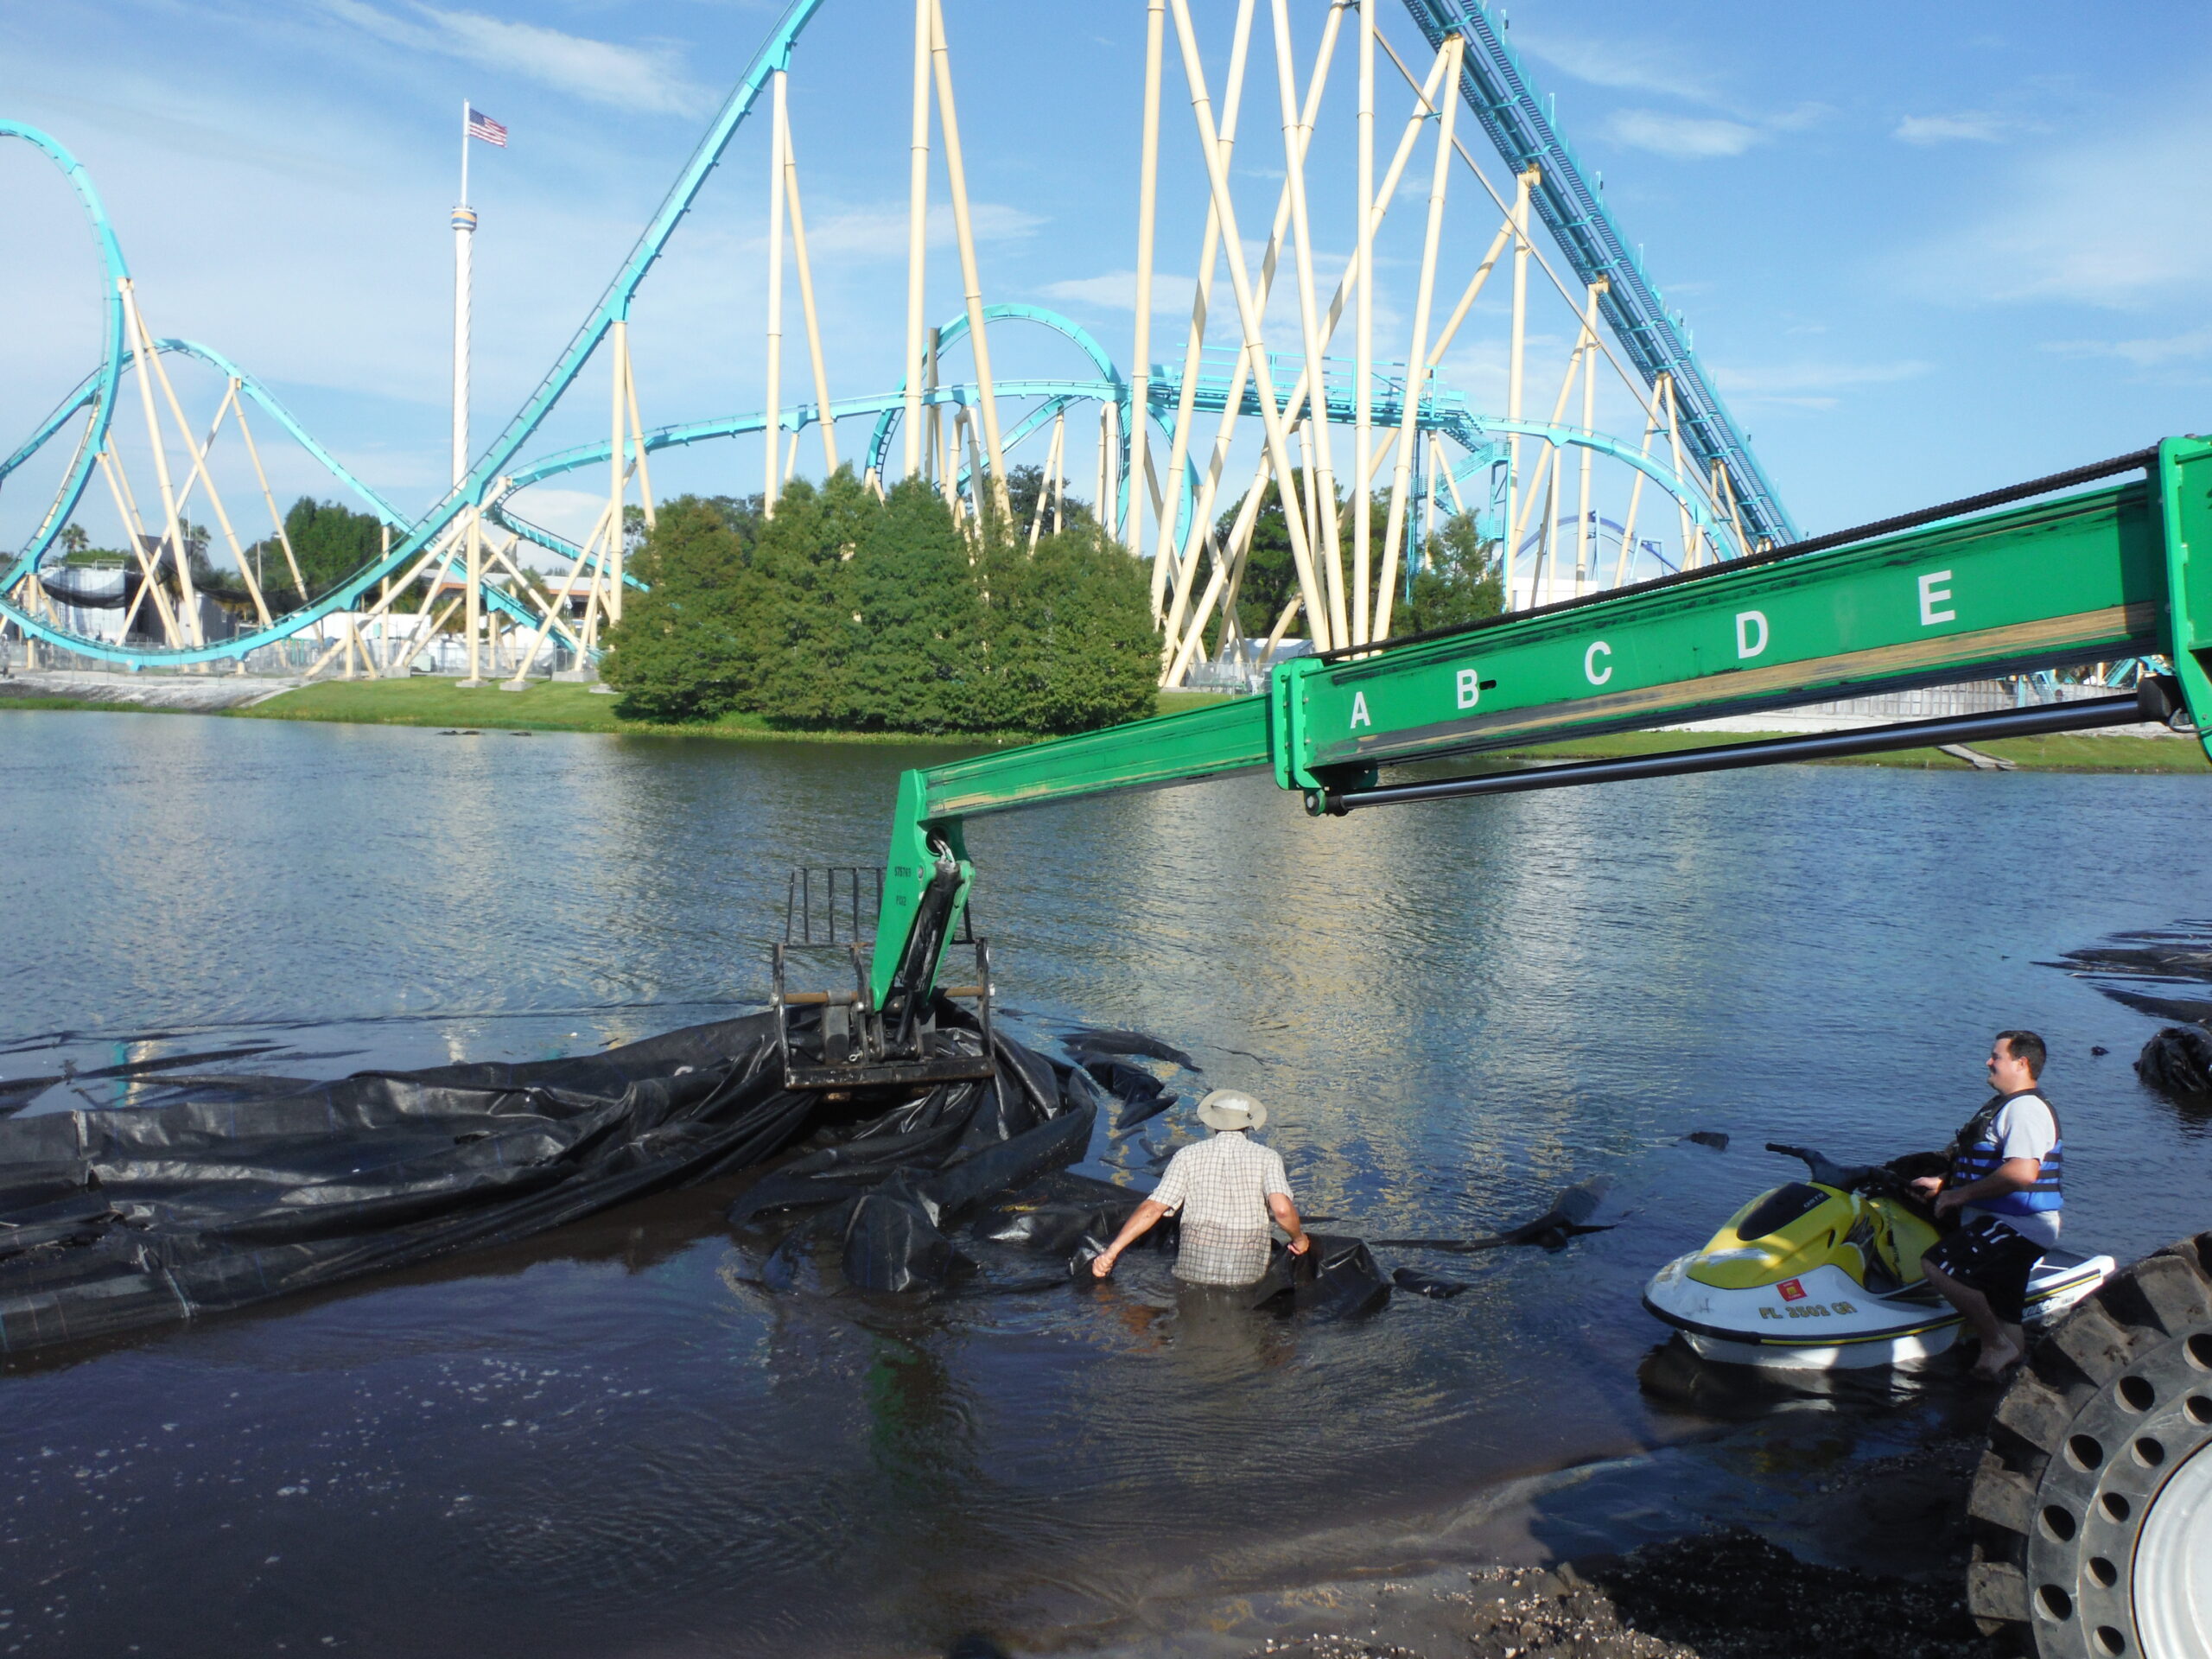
xmin=868 ymin=437 xmax=2212 ymax=1010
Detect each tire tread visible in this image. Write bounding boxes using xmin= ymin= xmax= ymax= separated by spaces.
xmin=1970 ymin=1232 xmax=2212 ymax=1643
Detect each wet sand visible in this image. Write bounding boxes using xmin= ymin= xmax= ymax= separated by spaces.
xmin=1012 ymin=1403 xmax=2005 ymax=1659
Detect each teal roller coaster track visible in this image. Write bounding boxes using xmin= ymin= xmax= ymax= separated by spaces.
xmin=0 ymin=0 xmax=1781 ymax=670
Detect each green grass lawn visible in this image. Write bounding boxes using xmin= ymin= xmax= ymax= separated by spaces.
xmin=232 ymin=677 xmax=1259 ymax=742
xmin=18 ymin=675 xmax=2209 ymax=772
xmin=1154 ymin=689 xmax=1245 ymax=718
xmin=1499 ymin=727 xmax=2209 ymax=772
xmin=0 ymin=696 xmax=115 ymax=713
xmin=231 ymin=678 xmax=1021 ymax=743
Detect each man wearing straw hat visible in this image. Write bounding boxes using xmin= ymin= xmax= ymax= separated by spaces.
xmin=1090 ymin=1089 xmax=1311 ymax=1287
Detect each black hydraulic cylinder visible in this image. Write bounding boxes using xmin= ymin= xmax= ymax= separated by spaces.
xmin=1320 ymin=683 xmax=2178 ymax=814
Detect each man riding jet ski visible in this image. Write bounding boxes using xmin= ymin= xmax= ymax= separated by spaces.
xmin=1643 ymin=1031 xmax=2111 ymax=1371
xmin=1910 ymin=1030 xmax=2071 ymax=1379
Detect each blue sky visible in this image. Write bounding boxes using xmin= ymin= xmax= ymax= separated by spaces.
xmin=3 ymin=0 xmax=2208 ymax=556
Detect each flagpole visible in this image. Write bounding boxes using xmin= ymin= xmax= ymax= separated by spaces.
xmin=454 ymin=100 xmax=481 ymax=683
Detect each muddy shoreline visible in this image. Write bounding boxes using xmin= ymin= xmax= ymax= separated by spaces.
xmin=957 ymin=1401 xmax=2011 ymax=1659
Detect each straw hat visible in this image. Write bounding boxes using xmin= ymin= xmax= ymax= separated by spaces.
xmin=1196 ymin=1088 xmax=1267 ymax=1132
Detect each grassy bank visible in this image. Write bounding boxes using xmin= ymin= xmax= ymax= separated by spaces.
xmin=16 ymin=677 xmax=2209 ymax=772
xmin=231 ymin=679 xmax=1252 ymax=741
xmin=0 ymin=696 xmax=117 ymax=714
xmin=229 ymin=679 xmax=1022 ymax=743
xmin=1500 ymin=726 xmax=2209 ymax=773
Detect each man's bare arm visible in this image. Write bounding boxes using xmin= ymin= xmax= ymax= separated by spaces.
xmin=1268 ymin=1193 xmax=1311 ymax=1255
xmin=1090 ymin=1199 xmax=1168 ymax=1277
xmin=1934 ymin=1156 xmax=2044 ymax=1216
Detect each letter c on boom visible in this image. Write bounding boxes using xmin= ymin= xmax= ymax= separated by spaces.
xmin=1584 ymin=640 xmax=1612 ymax=685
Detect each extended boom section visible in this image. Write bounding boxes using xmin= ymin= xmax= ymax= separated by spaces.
xmin=839 ymin=438 xmax=2212 ymax=1040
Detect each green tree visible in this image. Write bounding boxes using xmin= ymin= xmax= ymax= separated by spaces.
xmin=256 ymin=498 xmax=384 ymax=600
xmin=1222 ymin=471 xmax=1304 ymax=642
xmin=982 ymin=524 xmax=1158 ymax=734
xmin=830 ymin=478 xmax=987 ymax=732
xmin=747 ymin=471 xmax=875 ymax=722
xmin=1002 ymin=464 xmax=1095 ymax=541
xmin=1405 ymin=511 xmax=1503 ymax=634
xmin=603 ymin=473 xmax=1158 ymax=736
xmin=601 ymin=496 xmax=758 ymax=721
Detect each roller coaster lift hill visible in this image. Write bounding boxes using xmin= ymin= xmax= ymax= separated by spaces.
xmin=776 ymin=438 xmax=2212 ymax=1087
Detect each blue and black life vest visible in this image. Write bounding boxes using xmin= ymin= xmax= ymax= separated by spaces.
xmin=1948 ymin=1090 xmax=2063 ymax=1215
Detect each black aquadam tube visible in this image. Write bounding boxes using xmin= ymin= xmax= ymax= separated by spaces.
xmin=1321 ymin=680 xmax=2182 ymax=815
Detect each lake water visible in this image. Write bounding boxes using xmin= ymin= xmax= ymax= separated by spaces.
xmin=2 ymin=709 xmax=2208 ymax=1658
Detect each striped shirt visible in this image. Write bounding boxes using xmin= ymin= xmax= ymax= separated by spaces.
xmin=1150 ymin=1130 xmax=1291 ymax=1287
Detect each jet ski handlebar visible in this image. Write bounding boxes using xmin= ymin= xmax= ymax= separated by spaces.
xmin=1764 ymin=1142 xmax=1901 ymax=1195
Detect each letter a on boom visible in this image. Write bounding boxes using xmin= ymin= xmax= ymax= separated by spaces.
xmin=1351 ymin=692 xmax=1371 ymax=728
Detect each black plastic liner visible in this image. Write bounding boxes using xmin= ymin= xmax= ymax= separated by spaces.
xmin=0 ymin=1005 xmax=1099 ymax=1355
xmin=2050 ymin=921 xmax=2212 ymax=1102
xmin=0 ymin=999 xmax=1620 ymax=1351
xmin=2053 ymin=922 xmax=2212 ymax=1026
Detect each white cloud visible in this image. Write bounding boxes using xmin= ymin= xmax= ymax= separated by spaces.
xmin=1039 ymin=270 xmax=1199 ymax=318
xmin=1766 ymin=103 xmax=1835 ymax=134
xmin=1896 ymin=102 xmax=2212 ymax=307
xmin=1516 ymin=33 xmax=1720 ymax=106
xmin=1713 ymin=359 xmax=1930 ymax=410
xmin=320 ymin=0 xmax=709 ymax=116
xmin=499 ymin=486 xmax=611 ymax=545
xmin=798 ymin=200 xmax=1045 ymax=261
xmin=1894 ymin=112 xmax=2011 ymax=145
xmin=2044 ymin=327 xmax=2212 ymax=369
xmin=1607 ymin=110 xmax=1762 ymax=161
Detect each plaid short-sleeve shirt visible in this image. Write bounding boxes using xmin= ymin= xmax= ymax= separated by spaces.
xmin=1149 ymin=1130 xmax=1291 ymax=1287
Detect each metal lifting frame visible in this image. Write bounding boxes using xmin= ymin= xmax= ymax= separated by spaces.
xmin=858 ymin=438 xmax=2212 ymax=1012
xmin=1394 ymin=0 xmax=1798 ymax=549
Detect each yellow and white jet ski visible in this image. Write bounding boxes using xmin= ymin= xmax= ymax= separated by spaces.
xmin=1643 ymin=1144 xmax=2113 ymax=1370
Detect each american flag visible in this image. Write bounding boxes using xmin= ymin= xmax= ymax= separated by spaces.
xmin=466 ymin=106 xmax=507 ymax=148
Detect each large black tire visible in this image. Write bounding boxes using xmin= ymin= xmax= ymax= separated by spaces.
xmin=1967 ymin=1230 xmax=2212 ymax=1658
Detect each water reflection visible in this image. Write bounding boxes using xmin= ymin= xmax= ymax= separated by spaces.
xmin=2 ymin=710 xmax=2209 ymax=1656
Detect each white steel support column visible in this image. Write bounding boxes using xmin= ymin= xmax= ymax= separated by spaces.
xmin=1129 ymin=0 xmax=1165 ymax=561
xmin=462 ymin=508 xmax=485 ymax=683
xmin=1662 ymin=376 xmax=1697 ymax=567
xmin=780 ymin=108 xmax=838 ymax=474
xmin=454 ymin=103 xmax=480 ymax=680
xmin=1166 ymin=0 xmax=1328 ymax=649
xmin=764 ymin=68 xmax=789 ymax=517
xmin=1575 ymin=278 xmax=1605 ymax=589
xmin=1613 ymin=405 xmax=1656 ymax=588
xmin=1102 ymin=397 xmax=1120 ymax=540
xmin=929 ymin=0 xmax=1010 ymax=519
xmin=901 ymin=0 xmax=931 ymax=480
xmin=1166 ymin=2 xmax=1341 ymax=652
xmin=1096 ymin=404 xmax=1109 ymax=530
xmin=1353 ymin=0 xmax=1375 ymax=648
xmin=1272 ymin=0 xmax=1345 ymax=647
xmin=451 ymin=218 xmax=474 ymax=488
xmin=119 ymin=281 xmax=203 ymax=647
xmin=232 ymin=400 xmax=310 ymax=600
xmin=606 ymin=319 xmax=629 ymax=643
xmin=1503 ymin=165 xmax=1535 ymax=611
xmin=618 ymin=327 xmax=652 ymax=620
xmin=1375 ymin=34 xmax=1464 ymax=643
xmin=1152 ymin=0 xmax=1257 ymax=623
xmin=1168 ymin=25 xmax=1451 ymax=660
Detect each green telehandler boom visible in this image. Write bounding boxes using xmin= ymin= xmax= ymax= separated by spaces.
xmin=772 ymin=438 xmax=2212 ymax=1659
xmin=770 ymin=437 xmax=2211 ymax=1086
